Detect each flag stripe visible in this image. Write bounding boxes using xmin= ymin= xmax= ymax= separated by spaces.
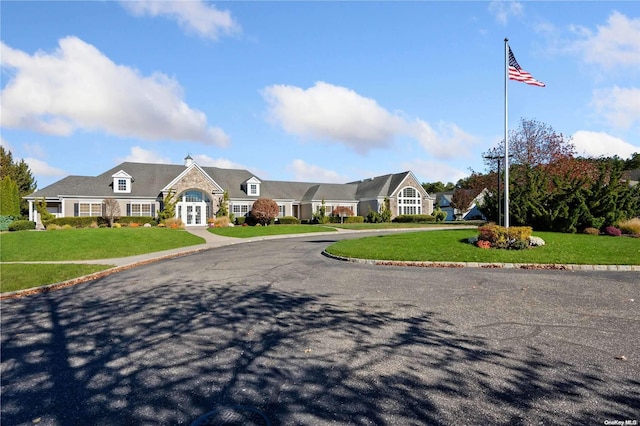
xmin=508 ymin=47 xmax=545 ymax=87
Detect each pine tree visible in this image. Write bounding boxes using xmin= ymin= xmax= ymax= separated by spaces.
xmin=0 ymin=147 xmax=37 ymax=217
xmin=0 ymin=176 xmax=21 ymax=217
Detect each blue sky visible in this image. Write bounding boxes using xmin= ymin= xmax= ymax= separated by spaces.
xmin=1 ymin=1 xmax=639 ymax=190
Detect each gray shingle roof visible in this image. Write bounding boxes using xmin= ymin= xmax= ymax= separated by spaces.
xmin=27 ymin=162 xmax=420 ymax=203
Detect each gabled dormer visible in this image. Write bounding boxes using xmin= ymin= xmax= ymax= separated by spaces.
xmin=112 ymin=170 xmax=133 ymax=193
xmin=244 ymin=176 xmax=261 ymax=196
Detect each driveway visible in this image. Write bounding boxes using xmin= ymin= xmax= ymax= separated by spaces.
xmin=1 ymin=234 xmax=638 ymax=425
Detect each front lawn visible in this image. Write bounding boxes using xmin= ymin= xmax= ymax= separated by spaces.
xmin=0 ymin=227 xmax=204 ymax=261
xmin=325 ymin=230 xmax=640 ymax=265
xmin=208 ymin=224 xmax=337 ymax=238
xmin=1 ymin=264 xmax=115 ymax=293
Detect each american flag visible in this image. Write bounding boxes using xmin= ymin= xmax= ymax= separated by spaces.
xmin=508 ymin=47 xmax=545 ymax=87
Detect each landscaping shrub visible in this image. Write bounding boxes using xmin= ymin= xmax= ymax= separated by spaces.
xmin=605 ymin=226 xmax=622 ymax=237
xmin=0 ymin=215 xmax=16 ymax=231
xmin=8 ymin=220 xmax=36 ymax=231
xmin=477 ymin=224 xmax=533 ymax=249
xmin=46 ymin=224 xmax=62 ymax=231
xmin=583 ymin=227 xmax=600 ymax=235
xmin=277 ymin=216 xmax=300 ymax=225
xmin=213 ymin=216 xmax=230 ymax=227
xmin=617 ymin=218 xmax=640 ymax=236
xmin=49 ymin=217 xmax=96 ymax=228
xmin=344 ymin=216 xmax=364 ymax=223
xmin=235 ymin=217 xmax=246 ymax=226
xmin=162 ymin=218 xmax=184 ymax=229
xmin=393 ymin=214 xmax=436 ymax=223
xmin=129 ymin=222 xmax=140 ymax=228
xmin=476 ymin=240 xmax=491 ymax=249
xmin=250 ymin=198 xmax=279 ymax=226
xmin=434 ymin=210 xmax=447 ymax=222
xmin=366 ymin=210 xmax=382 ymax=223
xmin=118 ymin=216 xmax=154 ymax=225
xmin=62 ymin=224 xmax=73 ymax=230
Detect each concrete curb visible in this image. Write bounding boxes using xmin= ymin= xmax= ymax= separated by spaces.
xmin=321 ymin=250 xmax=640 ymax=272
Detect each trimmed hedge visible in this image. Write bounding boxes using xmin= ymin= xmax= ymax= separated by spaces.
xmin=392 ymin=214 xmax=436 ymax=223
xmin=344 ymin=216 xmax=364 ymax=223
xmin=118 ymin=216 xmax=155 ymax=225
xmin=277 ymin=216 xmax=300 ymax=225
xmin=47 ymin=216 xmax=155 ymax=228
xmin=48 ymin=217 xmax=97 ymax=228
xmin=8 ymin=220 xmax=36 ymax=231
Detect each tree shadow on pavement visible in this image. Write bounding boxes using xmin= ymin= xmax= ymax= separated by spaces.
xmin=1 ymin=274 xmax=638 ymax=425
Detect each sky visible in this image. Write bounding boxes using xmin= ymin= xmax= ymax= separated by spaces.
xmin=1 ymin=1 xmax=639 ymax=190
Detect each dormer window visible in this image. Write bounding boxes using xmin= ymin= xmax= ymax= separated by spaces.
xmin=112 ymin=170 xmax=133 ymax=193
xmin=244 ymin=176 xmax=261 ymax=197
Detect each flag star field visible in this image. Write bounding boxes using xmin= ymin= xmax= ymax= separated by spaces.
xmin=1 ymin=1 xmax=638 ymax=189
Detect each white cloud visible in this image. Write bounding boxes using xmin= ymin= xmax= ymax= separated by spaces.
xmin=401 ymin=159 xmax=469 ymax=185
xmin=191 ymin=154 xmax=249 ymax=170
xmin=410 ymin=120 xmax=477 ymax=159
xmin=118 ymin=146 xmax=172 ymax=164
xmin=488 ymin=1 xmax=523 ymax=25
xmin=0 ymin=37 xmax=229 ymax=146
xmin=572 ymin=131 xmax=639 ymax=159
xmin=570 ymin=11 xmax=640 ymax=70
xmin=263 ymin=82 xmax=404 ymax=154
xmin=24 ymin=157 xmax=66 ymax=177
xmin=591 ymin=86 xmax=640 ymax=130
xmin=286 ymin=159 xmax=347 ymax=183
xmin=262 ymin=81 xmax=475 ymax=158
xmin=119 ymin=0 xmax=240 ymax=40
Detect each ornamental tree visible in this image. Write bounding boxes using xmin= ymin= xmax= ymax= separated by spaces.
xmin=103 ymin=197 xmax=121 ymax=227
xmin=250 ymin=198 xmax=279 ymax=226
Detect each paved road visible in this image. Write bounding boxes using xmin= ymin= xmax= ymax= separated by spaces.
xmin=1 ymin=233 xmax=638 ymax=425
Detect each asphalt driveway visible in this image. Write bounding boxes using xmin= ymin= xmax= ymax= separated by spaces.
xmin=1 ymin=234 xmax=638 ymax=425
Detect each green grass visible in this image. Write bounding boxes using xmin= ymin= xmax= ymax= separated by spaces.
xmin=331 ymin=221 xmax=483 ymax=230
xmin=0 ymin=227 xmax=204 ymax=261
xmin=325 ymin=229 xmax=640 ymax=265
xmin=208 ymin=224 xmax=337 ymax=238
xmin=1 ymin=264 xmax=115 ymax=293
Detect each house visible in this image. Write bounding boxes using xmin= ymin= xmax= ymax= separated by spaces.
xmin=25 ymin=155 xmax=435 ymax=226
xmin=435 ymin=190 xmax=486 ymax=221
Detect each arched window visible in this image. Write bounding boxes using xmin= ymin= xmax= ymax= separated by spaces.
xmin=397 ymin=186 xmax=422 ymax=215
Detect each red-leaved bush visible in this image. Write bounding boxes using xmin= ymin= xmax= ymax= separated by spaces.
xmin=605 ymin=226 xmax=622 ymax=237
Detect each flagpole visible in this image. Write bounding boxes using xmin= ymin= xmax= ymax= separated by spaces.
xmin=503 ymin=38 xmax=510 ymax=228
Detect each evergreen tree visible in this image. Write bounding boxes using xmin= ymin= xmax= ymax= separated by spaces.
xmin=0 ymin=147 xmax=37 ymax=217
xmin=0 ymin=176 xmax=21 ymax=217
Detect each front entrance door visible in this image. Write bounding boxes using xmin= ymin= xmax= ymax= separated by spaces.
xmin=178 ymin=202 xmax=206 ymax=226
xmin=176 ymin=190 xmax=211 ymax=226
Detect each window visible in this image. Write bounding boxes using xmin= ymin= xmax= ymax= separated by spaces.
xmin=118 ymin=179 xmax=127 ymax=191
xmin=278 ymin=205 xmax=285 ymax=217
xmin=249 ymin=184 xmax=258 ymax=195
xmin=232 ymin=204 xmax=250 ymax=216
xmin=398 ymin=186 xmax=422 ymax=215
xmin=185 ymin=190 xmax=204 ymax=202
xmin=78 ymin=202 xmax=102 ymax=217
xmin=130 ymin=203 xmax=152 ymax=216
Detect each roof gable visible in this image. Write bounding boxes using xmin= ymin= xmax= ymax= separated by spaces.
xmin=111 ymin=170 xmax=133 ymax=179
xmin=162 ymin=162 xmax=223 ymax=193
